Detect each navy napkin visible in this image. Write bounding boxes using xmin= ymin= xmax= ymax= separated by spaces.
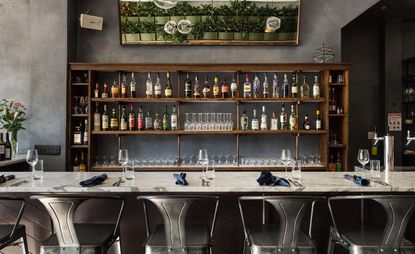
xmin=0 ymin=175 xmax=15 ymax=184
xmin=257 ymin=170 xmax=290 ymax=187
xmin=344 ymin=174 xmax=370 ymax=186
xmin=173 ymin=173 xmax=188 ymax=186
xmin=79 ymin=174 xmax=108 ymax=187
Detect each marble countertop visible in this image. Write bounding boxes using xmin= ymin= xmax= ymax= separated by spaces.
xmin=0 ymin=155 xmax=26 ymax=167
xmin=0 ymin=171 xmax=414 ymax=193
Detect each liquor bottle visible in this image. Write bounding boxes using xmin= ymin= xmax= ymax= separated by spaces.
xmin=240 ymin=110 xmax=248 ymax=130
xmin=221 ymin=78 xmax=229 ymax=98
xmin=282 ymin=74 xmax=289 ymax=98
xmin=272 ymin=73 xmax=280 ymax=98
xmin=203 ymin=77 xmax=211 ymax=98
xmin=329 ymin=74 xmax=333 ymax=84
xmin=335 ymin=152 xmax=343 ymax=171
xmin=280 ymin=103 xmax=288 ymax=130
xmin=260 ymin=106 xmax=267 ymax=130
xmin=162 ymin=105 xmax=170 ymax=131
xmin=73 ymin=126 xmax=82 ymax=144
xmin=253 ymin=73 xmax=260 ymax=98
xmin=110 ymin=108 xmax=118 ymax=130
xmin=230 ymin=75 xmax=238 ymax=98
xmin=154 ymin=73 xmax=162 ymax=98
xmin=130 ymin=72 xmax=137 ymax=98
xmin=111 ymin=80 xmax=119 ymax=98
xmin=270 ymin=112 xmax=278 ymax=130
xmin=263 ymin=74 xmax=269 ymax=98
xmin=300 ymin=76 xmax=310 ymax=98
xmin=312 ymin=75 xmax=320 ymax=99
xmin=303 ymin=114 xmax=312 ymax=130
xmin=94 ymin=83 xmax=100 ymax=98
xmin=137 ymin=105 xmax=144 ymax=131
xmin=146 ymin=72 xmax=153 ymax=98
xmin=153 ymin=113 xmax=161 ymax=130
xmin=102 ymin=81 xmax=109 ymax=98
xmin=4 ymin=133 xmax=11 ymax=160
xmin=93 ymin=103 xmax=101 ymax=131
xmin=165 ymin=72 xmax=173 ymax=98
xmin=243 ymin=74 xmax=252 ymax=98
xmin=83 ymin=119 xmax=89 ymax=145
xmin=73 ymin=152 xmax=80 ymax=171
xmin=120 ymin=106 xmax=128 ymax=131
xmin=328 ymin=154 xmax=336 ymax=172
xmin=291 ymin=73 xmax=298 ymax=98
xmin=315 ymin=110 xmax=322 ymax=130
xmin=145 ymin=111 xmax=153 ymax=130
xmin=193 ymin=75 xmax=201 ymax=98
xmin=121 ymin=73 xmax=128 ymax=98
xmin=79 ymin=152 xmax=86 ymax=172
xmin=128 ymin=104 xmax=135 ymax=131
xmin=213 ymin=76 xmax=220 ymax=98
xmin=102 ymin=104 xmax=109 ymax=131
xmin=329 ymin=88 xmax=337 ymax=113
xmin=251 ymin=109 xmax=259 ymax=131
xmin=184 ymin=73 xmax=192 ymax=98
xmin=289 ymin=104 xmax=297 ymax=130
xmin=171 ymin=105 xmax=177 ymax=130
xmin=0 ymin=133 xmax=5 ymax=161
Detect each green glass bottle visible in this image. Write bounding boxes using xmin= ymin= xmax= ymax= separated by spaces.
xmin=162 ymin=105 xmax=170 ymax=131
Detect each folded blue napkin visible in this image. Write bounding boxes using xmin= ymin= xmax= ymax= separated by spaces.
xmin=173 ymin=173 xmax=188 ymax=186
xmin=257 ymin=170 xmax=290 ymax=187
xmin=79 ymin=174 xmax=108 ymax=187
xmin=0 ymin=175 xmax=15 ymax=184
xmin=344 ymin=174 xmax=370 ymax=186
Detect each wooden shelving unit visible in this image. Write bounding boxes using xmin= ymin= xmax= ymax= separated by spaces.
xmin=67 ymin=63 xmax=350 ymax=172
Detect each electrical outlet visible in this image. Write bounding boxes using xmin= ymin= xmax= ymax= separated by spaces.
xmin=34 ymin=145 xmax=61 ymax=156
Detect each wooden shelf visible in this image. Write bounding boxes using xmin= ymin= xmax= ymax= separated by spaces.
xmin=91 ymin=97 xmax=326 ymax=103
xmin=71 ymin=145 xmax=88 ymax=148
xmin=329 ymin=144 xmax=346 ymax=148
xmin=329 ymin=113 xmax=347 ymax=117
xmin=329 ymin=82 xmax=346 ymax=86
xmin=91 ymin=130 xmax=328 ymax=135
xmin=72 ymin=82 xmax=89 ymax=86
xmin=71 ymin=114 xmax=88 ymax=117
xmin=90 ymin=165 xmax=326 ymax=171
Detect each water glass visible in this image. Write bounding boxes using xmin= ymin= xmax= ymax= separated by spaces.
xmin=124 ymin=160 xmax=135 ymax=180
xmin=33 ymin=159 xmax=44 ymax=180
xmin=291 ymin=160 xmax=301 ymax=180
xmin=205 ymin=163 xmax=215 ymax=180
xmin=370 ymin=160 xmax=381 ymax=179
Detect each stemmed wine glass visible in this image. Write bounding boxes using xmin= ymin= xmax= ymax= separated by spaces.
xmin=198 ymin=149 xmax=209 ymax=168
xmin=118 ymin=149 xmax=130 ymax=180
xmin=357 ymin=149 xmax=370 ymax=171
xmin=26 ymin=149 xmax=39 ymax=180
xmin=280 ymin=149 xmax=292 ymax=177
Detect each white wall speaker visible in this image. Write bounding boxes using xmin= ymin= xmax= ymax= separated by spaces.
xmin=80 ymin=14 xmax=103 ymax=31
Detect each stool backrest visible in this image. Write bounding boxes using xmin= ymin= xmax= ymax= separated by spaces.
xmin=328 ymin=195 xmax=415 ymax=252
xmin=0 ymin=197 xmax=26 ymax=239
xmin=138 ymin=195 xmax=219 ymax=254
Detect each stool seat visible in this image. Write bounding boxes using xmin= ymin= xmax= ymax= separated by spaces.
xmin=0 ymin=224 xmax=26 ymax=244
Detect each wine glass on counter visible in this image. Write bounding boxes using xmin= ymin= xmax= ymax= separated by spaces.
xmin=118 ymin=149 xmax=130 ymax=180
xmin=357 ymin=149 xmax=370 ymax=171
xmin=26 ymin=149 xmax=39 ymax=180
xmin=280 ymin=149 xmax=292 ymax=177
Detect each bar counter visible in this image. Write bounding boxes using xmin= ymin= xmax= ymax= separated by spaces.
xmin=0 ymin=171 xmax=414 ymax=193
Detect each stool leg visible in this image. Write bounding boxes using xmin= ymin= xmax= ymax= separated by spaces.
xmin=327 ymin=233 xmax=335 ymax=254
xmin=21 ymin=236 xmax=28 ymax=254
xmin=113 ymin=237 xmax=122 ymax=254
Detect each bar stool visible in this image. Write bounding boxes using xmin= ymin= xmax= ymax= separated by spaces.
xmin=327 ymin=195 xmax=415 ymax=254
xmin=137 ymin=195 xmax=219 ymax=254
xmin=31 ymin=195 xmax=125 ymax=254
xmin=238 ymin=196 xmax=323 ymax=254
xmin=0 ymin=197 xmax=28 ymax=253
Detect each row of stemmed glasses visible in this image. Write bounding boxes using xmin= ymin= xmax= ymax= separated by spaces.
xmin=184 ymin=113 xmax=233 ymax=131
xmin=72 ymin=96 xmax=88 ymax=114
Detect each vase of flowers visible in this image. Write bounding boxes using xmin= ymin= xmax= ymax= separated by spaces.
xmin=0 ymin=99 xmax=26 ymax=158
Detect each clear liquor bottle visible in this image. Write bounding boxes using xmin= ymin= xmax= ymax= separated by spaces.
xmin=153 ymin=113 xmax=161 ymax=130
xmin=102 ymin=81 xmax=109 ymax=98
xmin=260 ymin=106 xmax=267 ymax=130
xmin=240 ymin=110 xmax=248 ymax=130
xmin=312 ymin=75 xmax=320 ymax=99
xmin=193 ymin=75 xmax=201 ymax=98
xmin=263 ymin=73 xmax=269 ymax=98
xmin=154 ymin=73 xmax=162 ymax=98
xmin=289 ymin=104 xmax=297 ymax=130
xmin=243 ymin=74 xmax=252 ymax=98
xmin=272 ymin=73 xmax=280 ymax=98
xmin=300 ymin=76 xmax=310 ymax=98
xmin=270 ymin=112 xmax=278 ymax=130
xmin=251 ymin=109 xmax=259 ymax=131
xmin=146 ymin=72 xmax=153 ymax=98
xmin=282 ymin=74 xmax=289 ymax=98
xmin=291 ymin=73 xmax=299 ymax=98
xmin=253 ymin=73 xmax=261 ymax=98
xmin=171 ymin=105 xmax=177 ymax=130
xmin=280 ymin=103 xmax=288 ymax=130
xmin=145 ymin=111 xmax=153 ymax=130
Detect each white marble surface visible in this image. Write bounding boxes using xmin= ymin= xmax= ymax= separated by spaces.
xmin=0 ymin=171 xmax=414 ymax=193
xmin=0 ymin=155 xmax=26 ymax=167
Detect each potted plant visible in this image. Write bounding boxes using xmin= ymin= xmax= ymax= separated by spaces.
xmin=168 ymin=2 xmax=187 ymax=23
xmin=122 ymin=21 xmax=140 ymax=43
xmin=123 ymin=2 xmax=139 ymax=23
xmin=229 ymin=0 xmax=246 ymax=23
xmin=139 ymin=22 xmax=157 ymax=41
xmin=189 ymin=23 xmax=204 ymax=40
xmin=202 ymin=18 xmax=218 ymax=40
xmin=233 ymin=22 xmax=248 ymax=40
xmin=278 ymin=6 xmax=298 ymax=40
xmin=137 ymin=2 xmax=155 ymax=23
xmin=248 ymin=23 xmax=263 ymax=41
xmin=217 ymin=20 xmax=233 ymax=40
xmin=245 ymin=2 xmax=259 ymax=24
xmin=200 ymin=4 xmax=215 ymax=22
xmin=154 ymin=8 xmax=169 ymax=25
xmin=0 ymin=99 xmax=26 ymax=158
xmin=215 ymin=4 xmax=233 ymax=22
xmin=186 ymin=4 xmax=201 ymax=24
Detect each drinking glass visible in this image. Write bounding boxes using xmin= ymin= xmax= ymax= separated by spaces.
xmin=370 ymin=160 xmax=381 ymax=179
xmin=280 ymin=149 xmax=292 ymax=176
xmin=198 ymin=149 xmax=209 ymax=168
xmin=357 ymin=149 xmax=370 ymax=170
xmin=125 ymin=160 xmax=135 ymax=180
xmin=33 ymin=159 xmax=44 ymax=180
xmin=205 ymin=162 xmax=215 ymax=180
xmin=184 ymin=113 xmax=190 ymax=130
xmin=291 ymin=160 xmax=301 ymax=180
xmin=118 ymin=149 xmax=129 ymax=179
xmin=26 ymin=149 xmax=39 ymax=179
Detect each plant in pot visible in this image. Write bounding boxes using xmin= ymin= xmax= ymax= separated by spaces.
xmin=185 ymin=4 xmax=201 ymax=25
xmin=200 ymin=4 xmax=215 ymax=22
xmin=168 ymin=2 xmax=187 ymax=23
xmin=245 ymin=2 xmax=260 ymax=24
xmin=248 ymin=21 xmax=264 ymax=41
xmin=278 ymin=6 xmax=298 ymax=40
xmin=155 ymin=25 xmax=171 ymax=41
xmin=123 ymin=2 xmax=139 ymax=23
xmin=154 ymin=8 xmax=170 ymax=25
xmin=0 ymin=99 xmax=26 ymax=158
xmin=189 ymin=22 xmax=204 ymax=40
xmin=137 ymin=2 xmax=155 ymax=23
xmin=217 ymin=20 xmax=233 ymax=40
xmin=139 ymin=22 xmax=157 ymax=41
xmin=232 ymin=21 xmax=248 ymax=40
xmin=229 ymin=0 xmax=246 ymax=23
xmin=122 ymin=20 xmax=140 ymax=43
xmin=214 ymin=4 xmax=234 ymax=23
xmin=202 ymin=18 xmax=218 ymax=40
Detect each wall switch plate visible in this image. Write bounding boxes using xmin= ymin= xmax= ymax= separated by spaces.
xmin=387 ymin=113 xmax=402 ymax=132
xmin=34 ymin=145 xmax=61 ymax=156
xmin=368 ymin=131 xmax=375 ymax=139
xmin=80 ymin=14 xmax=103 ymax=30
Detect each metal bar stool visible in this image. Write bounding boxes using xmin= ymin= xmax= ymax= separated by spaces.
xmin=327 ymin=195 xmax=415 ymax=254
xmin=137 ymin=195 xmax=219 ymax=254
xmin=238 ymin=196 xmax=324 ymax=254
xmin=0 ymin=197 xmax=28 ymax=253
xmin=31 ymin=195 xmax=125 ymax=254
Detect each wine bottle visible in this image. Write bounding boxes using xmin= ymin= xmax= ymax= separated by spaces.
xmin=171 ymin=105 xmax=177 ymax=130
xmin=102 ymin=104 xmax=109 ymax=131
xmin=300 ymin=76 xmax=310 ymax=98
xmin=280 ymin=103 xmax=288 ymax=130
xmin=145 ymin=111 xmax=153 ymax=130
xmin=4 ymin=133 xmax=11 ymax=160
xmin=83 ymin=119 xmax=89 ymax=144
xmin=0 ymin=133 xmax=5 ymax=161
xmin=240 ymin=110 xmax=248 ymax=130
xmin=73 ymin=126 xmax=82 ymax=144
xmin=213 ymin=76 xmax=220 ymax=98
xmin=121 ymin=73 xmax=128 ymax=98
xmin=312 ymin=75 xmax=320 ymax=99
xmin=79 ymin=152 xmax=86 ymax=172
xmin=260 ymin=106 xmax=267 ymax=130
xmin=93 ymin=102 xmax=101 ymax=131
xmin=102 ymin=81 xmax=109 ymax=98
xmin=231 ymin=75 xmax=238 ymax=98
xmin=289 ymin=104 xmax=297 ymax=130
xmin=146 ymin=72 xmax=153 ymax=98
xmin=243 ymin=74 xmax=252 ymax=98
xmin=253 ymin=73 xmax=260 ymax=98
xmin=221 ymin=78 xmax=229 ymax=98
xmin=110 ymin=108 xmax=118 ymax=130
xmin=291 ymin=73 xmax=298 ymax=98
xmin=162 ymin=105 xmax=170 ymax=131
xmin=73 ymin=152 xmax=80 ymax=171
xmin=165 ymin=72 xmax=173 ymax=98
xmin=203 ymin=77 xmax=211 ymax=98
xmin=315 ymin=110 xmax=322 ymax=130
xmin=193 ymin=75 xmax=201 ymax=98
xmin=94 ymin=83 xmax=100 ymax=98
xmin=128 ymin=104 xmax=135 ymax=131
xmin=154 ymin=73 xmax=162 ymax=98
xmin=184 ymin=73 xmax=192 ymax=98
xmin=137 ymin=105 xmax=144 ymax=131
xmin=130 ymin=72 xmax=137 ymax=98
xmin=120 ymin=106 xmax=128 ymax=131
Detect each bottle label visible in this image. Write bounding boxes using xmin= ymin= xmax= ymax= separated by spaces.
xmin=251 ymin=120 xmax=259 ymax=130
xmin=0 ymin=145 xmax=4 ymax=155
xmin=165 ymin=88 xmax=172 ymax=97
xmin=5 ymin=148 xmax=11 ymax=159
xmin=316 ymin=120 xmax=322 ymax=130
xmin=138 ymin=118 xmax=144 ymax=129
xmin=129 ymin=114 xmax=135 ymax=129
xmin=146 ymin=89 xmax=153 ymax=96
xmin=94 ymin=113 xmax=101 ymax=131
xmin=102 ymin=93 xmax=108 ymax=99
xmin=213 ymin=87 xmax=220 ymax=96
xmin=83 ymin=132 xmax=88 ymax=143
xmin=221 ymin=86 xmax=229 ymax=93
xmin=102 ymin=116 xmax=109 ymax=129
xmin=155 ymin=87 xmax=161 ymax=95
xmin=130 ymin=85 xmax=136 ymax=92
xmin=111 ymin=87 xmax=118 ymax=97
xmin=289 ymin=117 xmax=296 ymax=130
xmin=145 ymin=118 xmax=153 ymax=129
xmin=271 ymin=119 xmax=278 ymax=130
xmin=74 ymin=134 xmax=82 ymax=144
xmin=120 ymin=119 xmax=127 ymax=131
xmin=154 ymin=120 xmax=160 ymax=130
xmin=94 ymin=90 xmax=99 ymax=98
xmin=244 ymin=85 xmax=251 ymax=92
xmin=203 ymin=87 xmax=210 ymax=95
xmin=171 ymin=115 xmax=177 ymax=128
xmin=110 ymin=118 xmax=118 ymax=128
xmin=313 ymin=86 xmax=320 ymax=97
xmin=261 ymin=116 xmax=267 ymax=130
xmin=122 ymin=86 xmax=126 ymax=95
xmin=231 ymin=82 xmax=237 ymax=91
xmin=291 ymin=86 xmax=298 ymax=93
